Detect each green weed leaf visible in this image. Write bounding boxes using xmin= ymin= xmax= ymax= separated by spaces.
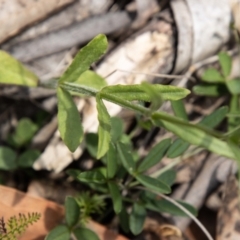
xmin=57 ymin=87 xmax=83 ymax=152
xmin=129 ymin=203 xmax=146 ymax=235
xmin=157 ymin=169 xmax=176 ymax=186
xmin=0 ymin=146 xmax=17 ymax=170
xmin=8 ymin=118 xmax=38 ymax=148
xmin=202 ymin=68 xmax=224 ymax=83
xmin=18 ymin=149 xmax=40 ymax=168
xmin=59 ymin=34 xmax=107 ymax=83
xmin=108 ymin=182 xmax=122 ymax=214
xmin=101 ymin=84 xmax=190 ymax=101
xmin=111 ymin=117 xmax=124 ymax=142
xmin=136 ymin=174 xmax=171 ymax=194
xmin=200 ymin=106 xmax=228 ymax=128
xmin=138 ymin=138 xmax=171 ymax=172
xmin=119 ymin=207 xmax=130 ymax=233
xmin=193 ymin=84 xmax=228 ymax=96
xmin=0 ymin=50 xmax=38 ymax=86
xmin=106 ymin=143 xmax=118 ymax=179
xmin=96 ymin=94 xmax=111 ymax=159
xmin=85 ymin=133 xmax=98 ymax=158
xmin=73 ymin=227 xmax=100 ymax=240
xmin=76 ymin=169 xmax=106 ymax=184
xmin=116 ymin=142 xmax=136 ymax=174
xmin=166 ymin=138 xmax=189 ymax=158
xmin=226 ymin=78 xmax=240 ymax=95
xmin=171 ymin=100 xmax=188 ymax=120
xmin=218 ymin=52 xmax=232 ymax=77
xmin=152 ymin=112 xmax=239 ymax=160
xmin=45 ymin=225 xmax=70 ymax=240
xmin=65 ymin=196 xmax=80 ymax=228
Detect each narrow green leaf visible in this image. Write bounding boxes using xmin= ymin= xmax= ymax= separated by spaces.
xmin=226 ymin=78 xmax=240 ymax=95
xmin=202 ymin=68 xmax=224 ymax=83
xmin=157 ymin=169 xmax=176 ymax=186
xmin=193 ymin=84 xmax=228 ymax=96
xmin=129 ymin=203 xmax=146 ymax=235
xmin=218 ymin=52 xmax=232 ymax=77
xmin=45 ymin=225 xmax=70 ymax=240
xmin=76 ymin=169 xmax=106 ymax=184
xmin=96 ymin=94 xmax=111 ymax=159
xmin=101 ymin=84 xmax=190 ymax=101
xmin=59 ymin=34 xmax=107 ymax=83
xmin=18 ymin=149 xmax=40 ymax=168
xmin=171 ymin=100 xmax=188 ymax=120
xmin=65 ymin=196 xmax=80 ymax=228
xmin=146 ymin=199 xmax=197 ymax=217
xmin=0 ymin=50 xmax=38 ymax=87
xmin=199 ymin=106 xmax=228 ymax=128
xmin=136 ymin=174 xmax=171 ymax=194
xmin=73 ymin=227 xmax=100 ymax=240
xmin=118 ymin=207 xmax=130 ymax=233
xmin=111 ymin=117 xmax=124 ymax=142
xmin=138 ymin=138 xmax=171 ymax=172
xmin=116 ymin=142 xmax=136 ymax=174
xmin=141 ymin=82 xmax=163 ymax=111
xmin=85 ymin=133 xmax=98 ymax=158
xmin=166 ymin=138 xmax=189 ymax=158
xmin=152 ymin=113 xmax=238 ymax=160
xmin=108 ymin=182 xmax=122 ymax=214
xmin=106 ymin=143 xmax=118 ymax=179
xmin=0 ymin=147 xmax=17 ymax=170
xmin=57 ymin=87 xmax=83 ymax=152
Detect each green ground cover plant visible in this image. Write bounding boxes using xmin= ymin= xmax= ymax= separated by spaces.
xmin=1 ymin=34 xmax=240 ymax=240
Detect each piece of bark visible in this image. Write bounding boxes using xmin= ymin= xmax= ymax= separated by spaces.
xmin=33 ymin=17 xmax=175 ymax=172
xmin=2 ymin=0 xmax=113 ymax=47
xmin=7 ymin=11 xmax=133 ymax=62
xmin=216 ymin=175 xmax=240 ymax=240
xmin=0 ymin=0 xmax=74 ymax=44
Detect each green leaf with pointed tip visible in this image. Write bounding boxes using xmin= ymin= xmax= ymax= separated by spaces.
xmin=76 ymin=169 xmax=106 ymax=184
xmin=218 ymin=52 xmax=232 ymax=77
xmin=73 ymin=227 xmax=100 ymax=240
xmin=226 ymin=78 xmax=240 ymax=95
xmin=111 ymin=117 xmax=124 ymax=142
xmin=0 ymin=147 xmax=17 ymax=170
xmin=166 ymin=138 xmax=189 ymax=158
xmin=106 ymin=143 xmax=118 ymax=179
xmin=57 ymin=87 xmax=83 ymax=152
xmin=101 ymin=84 xmax=190 ymax=101
xmin=136 ymin=174 xmax=171 ymax=194
xmin=65 ymin=196 xmax=80 ymax=228
xmin=202 ymin=68 xmax=224 ymax=83
xmin=116 ymin=142 xmax=136 ymax=174
xmin=138 ymin=138 xmax=171 ymax=172
xmin=129 ymin=203 xmax=146 ymax=235
xmin=45 ymin=225 xmax=70 ymax=240
xmin=199 ymin=106 xmax=228 ymax=128
xmin=145 ymin=199 xmax=197 ymax=217
xmin=193 ymin=84 xmax=228 ymax=96
xmin=171 ymin=100 xmax=188 ymax=120
xmin=71 ymin=70 xmax=107 ymax=96
xmin=157 ymin=169 xmax=176 ymax=186
xmin=18 ymin=149 xmax=40 ymax=168
xmin=0 ymin=50 xmax=38 ymax=87
xmin=59 ymin=34 xmax=107 ymax=83
xmin=96 ymin=94 xmax=111 ymax=159
xmin=152 ymin=112 xmax=239 ymax=160
xmin=108 ymin=182 xmax=122 ymax=214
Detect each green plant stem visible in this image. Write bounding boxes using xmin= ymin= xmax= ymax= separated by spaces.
xmin=136 ymin=186 xmax=214 ymax=240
